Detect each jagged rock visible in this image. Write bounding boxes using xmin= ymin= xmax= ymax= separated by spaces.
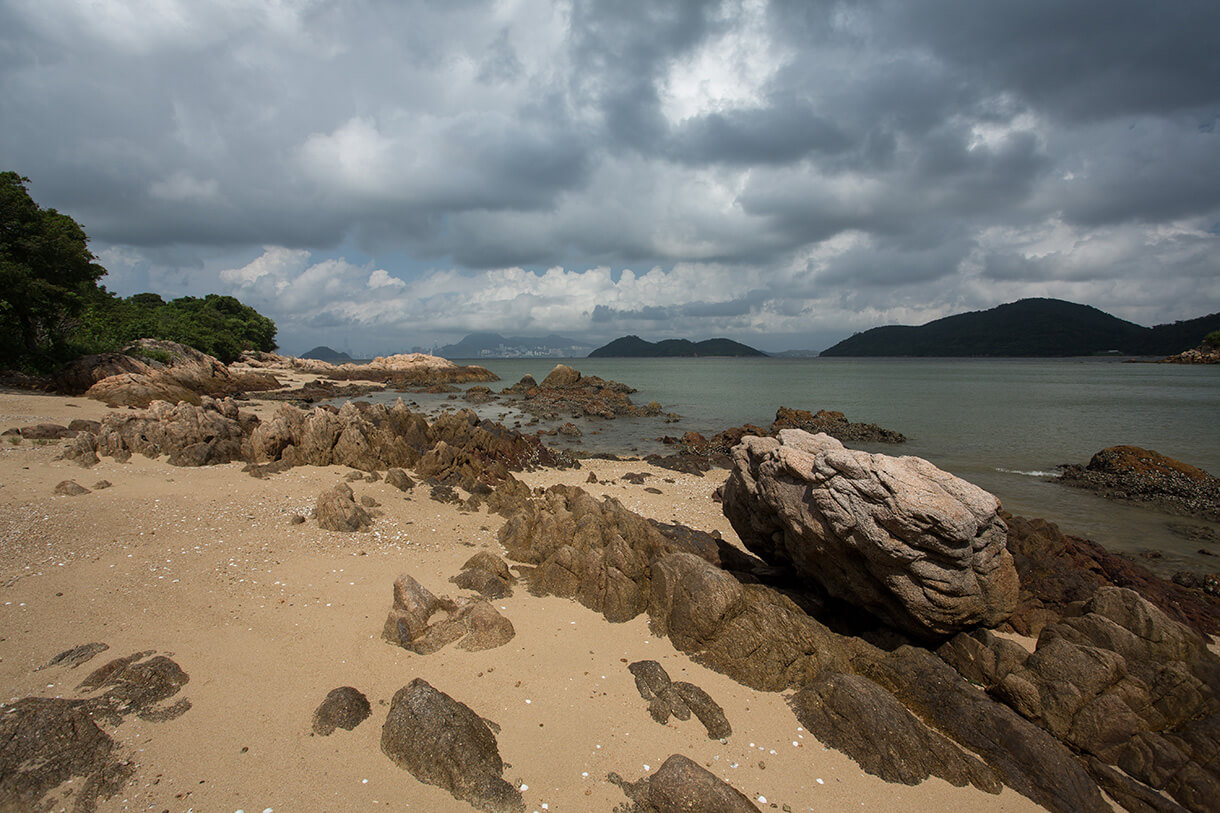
xmin=610 ymin=754 xmax=758 ymax=813
xmin=1058 ymin=446 xmax=1220 ymax=521
xmin=771 ymin=406 xmax=906 ymax=443
xmin=382 ymin=574 xmax=514 ymax=653
xmin=789 ymin=672 xmax=999 ymax=791
xmin=316 ymin=483 xmax=373 ymax=532
xmin=380 ymin=678 xmax=523 ymax=813
xmin=451 ymin=552 xmax=516 ymax=599
xmin=312 ymin=687 xmax=371 ymax=736
xmin=722 ymin=430 xmax=1018 ymax=638
xmin=1084 ymin=756 xmax=1192 ymax=813
xmin=627 ymin=660 xmax=732 ymax=740
xmin=541 ymin=363 xmax=583 ymax=388
xmin=94 ymin=397 xmax=254 ymax=467
xmin=386 ymin=467 xmax=416 ymax=491
xmin=856 ymin=645 xmax=1110 ymax=813
xmin=506 ymin=364 xmax=653 ymax=420
xmin=993 ymin=588 xmax=1220 ymax=810
xmin=1004 ymin=512 xmax=1220 ymax=638
xmin=54 ymin=479 xmax=91 ymax=496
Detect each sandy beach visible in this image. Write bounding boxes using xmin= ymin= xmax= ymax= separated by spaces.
xmin=1 ymin=386 xmax=1057 ymax=812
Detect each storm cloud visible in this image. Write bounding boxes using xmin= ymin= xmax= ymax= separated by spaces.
xmin=2 ymin=0 xmax=1216 ymax=354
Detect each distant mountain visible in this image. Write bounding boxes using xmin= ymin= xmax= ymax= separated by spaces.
xmin=436 ymin=332 xmax=592 ymax=358
xmin=301 ymin=345 xmax=352 ymax=362
xmin=820 ymin=299 xmax=1220 ymax=357
xmin=588 ymin=335 xmax=767 ymax=358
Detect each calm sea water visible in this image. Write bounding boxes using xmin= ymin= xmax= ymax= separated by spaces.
xmin=363 ymin=357 xmax=1220 ymax=575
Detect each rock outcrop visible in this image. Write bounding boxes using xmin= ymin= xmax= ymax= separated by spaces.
xmin=722 ymin=430 xmax=1018 ymax=638
xmin=247 ymin=351 xmax=498 ymax=385
xmin=1004 ymin=512 xmax=1220 ymax=637
xmin=380 ymin=678 xmax=524 ymax=813
xmin=501 ymin=364 xmax=664 ymax=420
xmin=1058 ymin=446 xmax=1220 ymax=521
xmin=382 ymin=574 xmax=515 ymax=654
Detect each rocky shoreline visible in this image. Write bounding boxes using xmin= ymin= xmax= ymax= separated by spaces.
xmin=1 ymin=349 xmax=1218 ymax=812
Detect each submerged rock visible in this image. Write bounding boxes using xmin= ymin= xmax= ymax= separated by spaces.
xmin=722 ymin=430 xmax=1018 ymax=638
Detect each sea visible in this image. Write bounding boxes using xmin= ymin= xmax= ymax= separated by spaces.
xmin=349 ymin=356 xmax=1220 ymax=577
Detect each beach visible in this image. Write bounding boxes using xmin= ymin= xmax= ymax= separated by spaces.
xmin=0 ymin=385 xmax=1049 ymax=812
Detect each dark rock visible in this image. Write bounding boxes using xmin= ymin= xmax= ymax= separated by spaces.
xmin=627 ymin=660 xmax=732 ymax=740
xmin=935 ymin=629 xmax=1029 ymax=689
xmin=1004 ymin=512 xmax=1220 ymax=638
xmin=0 ymin=697 xmax=120 ymax=812
xmin=316 ymin=483 xmax=373 ymax=532
xmin=622 ymin=472 xmax=650 ymax=484
xmin=54 ymin=479 xmax=91 ymax=496
xmin=1058 ymin=446 xmax=1220 ymax=521
xmin=386 ymin=467 xmax=416 ymax=491
xmin=61 ymin=430 xmax=101 ymax=466
xmin=856 ymin=645 xmax=1111 ymax=813
xmin=40 ymin=642 xmax=110 ymax=671
xmin=771 ymin=406 xmax=906 ymax=443
xmin=82 ymin=653 xmax=191 ymax=719
xmin=312 ymin=687 xmax=372 ymax=736
xmin=722 ymin=431 xmax=1018 ymax=638
xmin=429 ymin=482 xmax=462 ymax=504
xmin=789 ymin=672 xmax=999 ymax=791
xmin=1084 ymin=756 xmax=1191 ymax=813
xmin=463 ymin=385 xmax=496 ymax=403
xmin=610 ymin=754 xmax=758 ymax=813
xmin=380 ymin=678 xmax=524 ymax=812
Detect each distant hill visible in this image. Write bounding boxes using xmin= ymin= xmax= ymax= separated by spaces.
xmin=301 ymin=345 xmax=352 ymax=362
xmin=436 ymin=332 xmax=592 ymax=358
xmin=820 ymin=299 xmax=1220 ymax=357
xmin=588 ymin=335 xmax=767 ymax=358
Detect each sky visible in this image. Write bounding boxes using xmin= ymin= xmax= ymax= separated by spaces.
xmin=2 ymin=0 xmax=1218 ymax=355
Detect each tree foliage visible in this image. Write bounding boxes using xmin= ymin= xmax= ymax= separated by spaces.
xmin=1 ymin=170 xmax=277 ymax=369
xmin=0 ymin=171 xmax=107 ymax=365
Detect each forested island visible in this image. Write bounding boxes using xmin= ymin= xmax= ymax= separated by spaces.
xmin=589 ymin=335 xmax=766 ymax=358
xmin=820 ymin=298 xmax=1220 ymax=357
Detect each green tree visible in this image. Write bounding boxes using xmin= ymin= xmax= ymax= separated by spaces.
xmin=1204 ymin=330 xmax=1220 ymax=350
xmin=0 ymin=172 xmax=107 ymax=367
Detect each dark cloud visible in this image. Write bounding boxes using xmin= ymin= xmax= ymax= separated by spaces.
xmin=0 ymin=0 xmax=1216 ymax=354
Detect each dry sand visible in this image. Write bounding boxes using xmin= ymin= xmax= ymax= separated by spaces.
xmin=0 ymin=389 xmax=1050 ymax=812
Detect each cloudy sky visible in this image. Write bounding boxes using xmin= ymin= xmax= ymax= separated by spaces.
xmin=2 ymin=1 xmax=1218 ymax=355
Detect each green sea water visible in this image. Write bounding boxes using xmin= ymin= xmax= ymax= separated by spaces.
xmin=370 ymin=356 xmax=1220 ymax=576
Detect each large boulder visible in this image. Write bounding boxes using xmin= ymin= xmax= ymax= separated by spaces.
xmin=1058 ymin=446 xmax=1220 ymax=521
xmin=316 ymin=483 xmax=373 ymax=532
xmin=380 ymin=678 xmax=523 ymax=812
xmin=722 ymin=430 xmax=1018 ymax=638
xmin=81 ymin=340 xmax=280 ymax=407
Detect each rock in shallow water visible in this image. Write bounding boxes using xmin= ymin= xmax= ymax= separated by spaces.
xmin=722 ymin=430 xmax=1018 ymax=638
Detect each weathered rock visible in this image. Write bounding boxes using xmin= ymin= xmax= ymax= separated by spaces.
xmin=300 ymin=352 xmax=498 ymax=386
xmin=382 ymin=574 xmax=514 ymax=654
xmin=935 ymin=628 xmax=1029 ymax=689
xmin=627 ymin=660 xmax=732 ymax=740
xmin=385 ymin=467 xmax=417 ymax=491
xmin=61 ymin=430 xmax=101 ymax=467
xmin=54 ymin=479 xmax=91 ymax=496
xmin=789 ymin=672 xmax=999 ymax=791
xmin=771 ymin=406 xmax=906 ymax=443
xmin=451 ymin=552 xmax=516 ymax=599
xmin=722 ymin=430 xmax=1018 ymax=638
xmin=1004 ymin=512 xmax=1220 ymax=638
xmin=0 ymin=697 xmax=121 ymax=812
xmin=1058 ymin=446 xmax=1220 ymax=522
xmin=380 ymin=678 xmax=524 ymax=813
xmin=17 ymin=422 xmax=75 ymax=439
xmin=78 ymin=340 xmax=280 ymax=407
xmin=856 ymin=645 xmax=1111 ymax=813
xmin=316 ymin=483 xmax=373 ymax=532
xmin=40 ymin=642 xmax=110 ymax=671
xmin=647 ymin=552 xmax=850 ymax=691
xmin=993 ymin=588 xmax=1220 ymax=810
xmin=541 ymin=363 xmax=583 ymax=388
xmin=610 ymin=754 xmax=758 ymax=813
xmin=312 ymin=686 xmax=371 ymax=736
xmin=506 ymin=364 xmax=655 ymax=420
xmin=94 ymin=397 xmax=254 ymax=467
